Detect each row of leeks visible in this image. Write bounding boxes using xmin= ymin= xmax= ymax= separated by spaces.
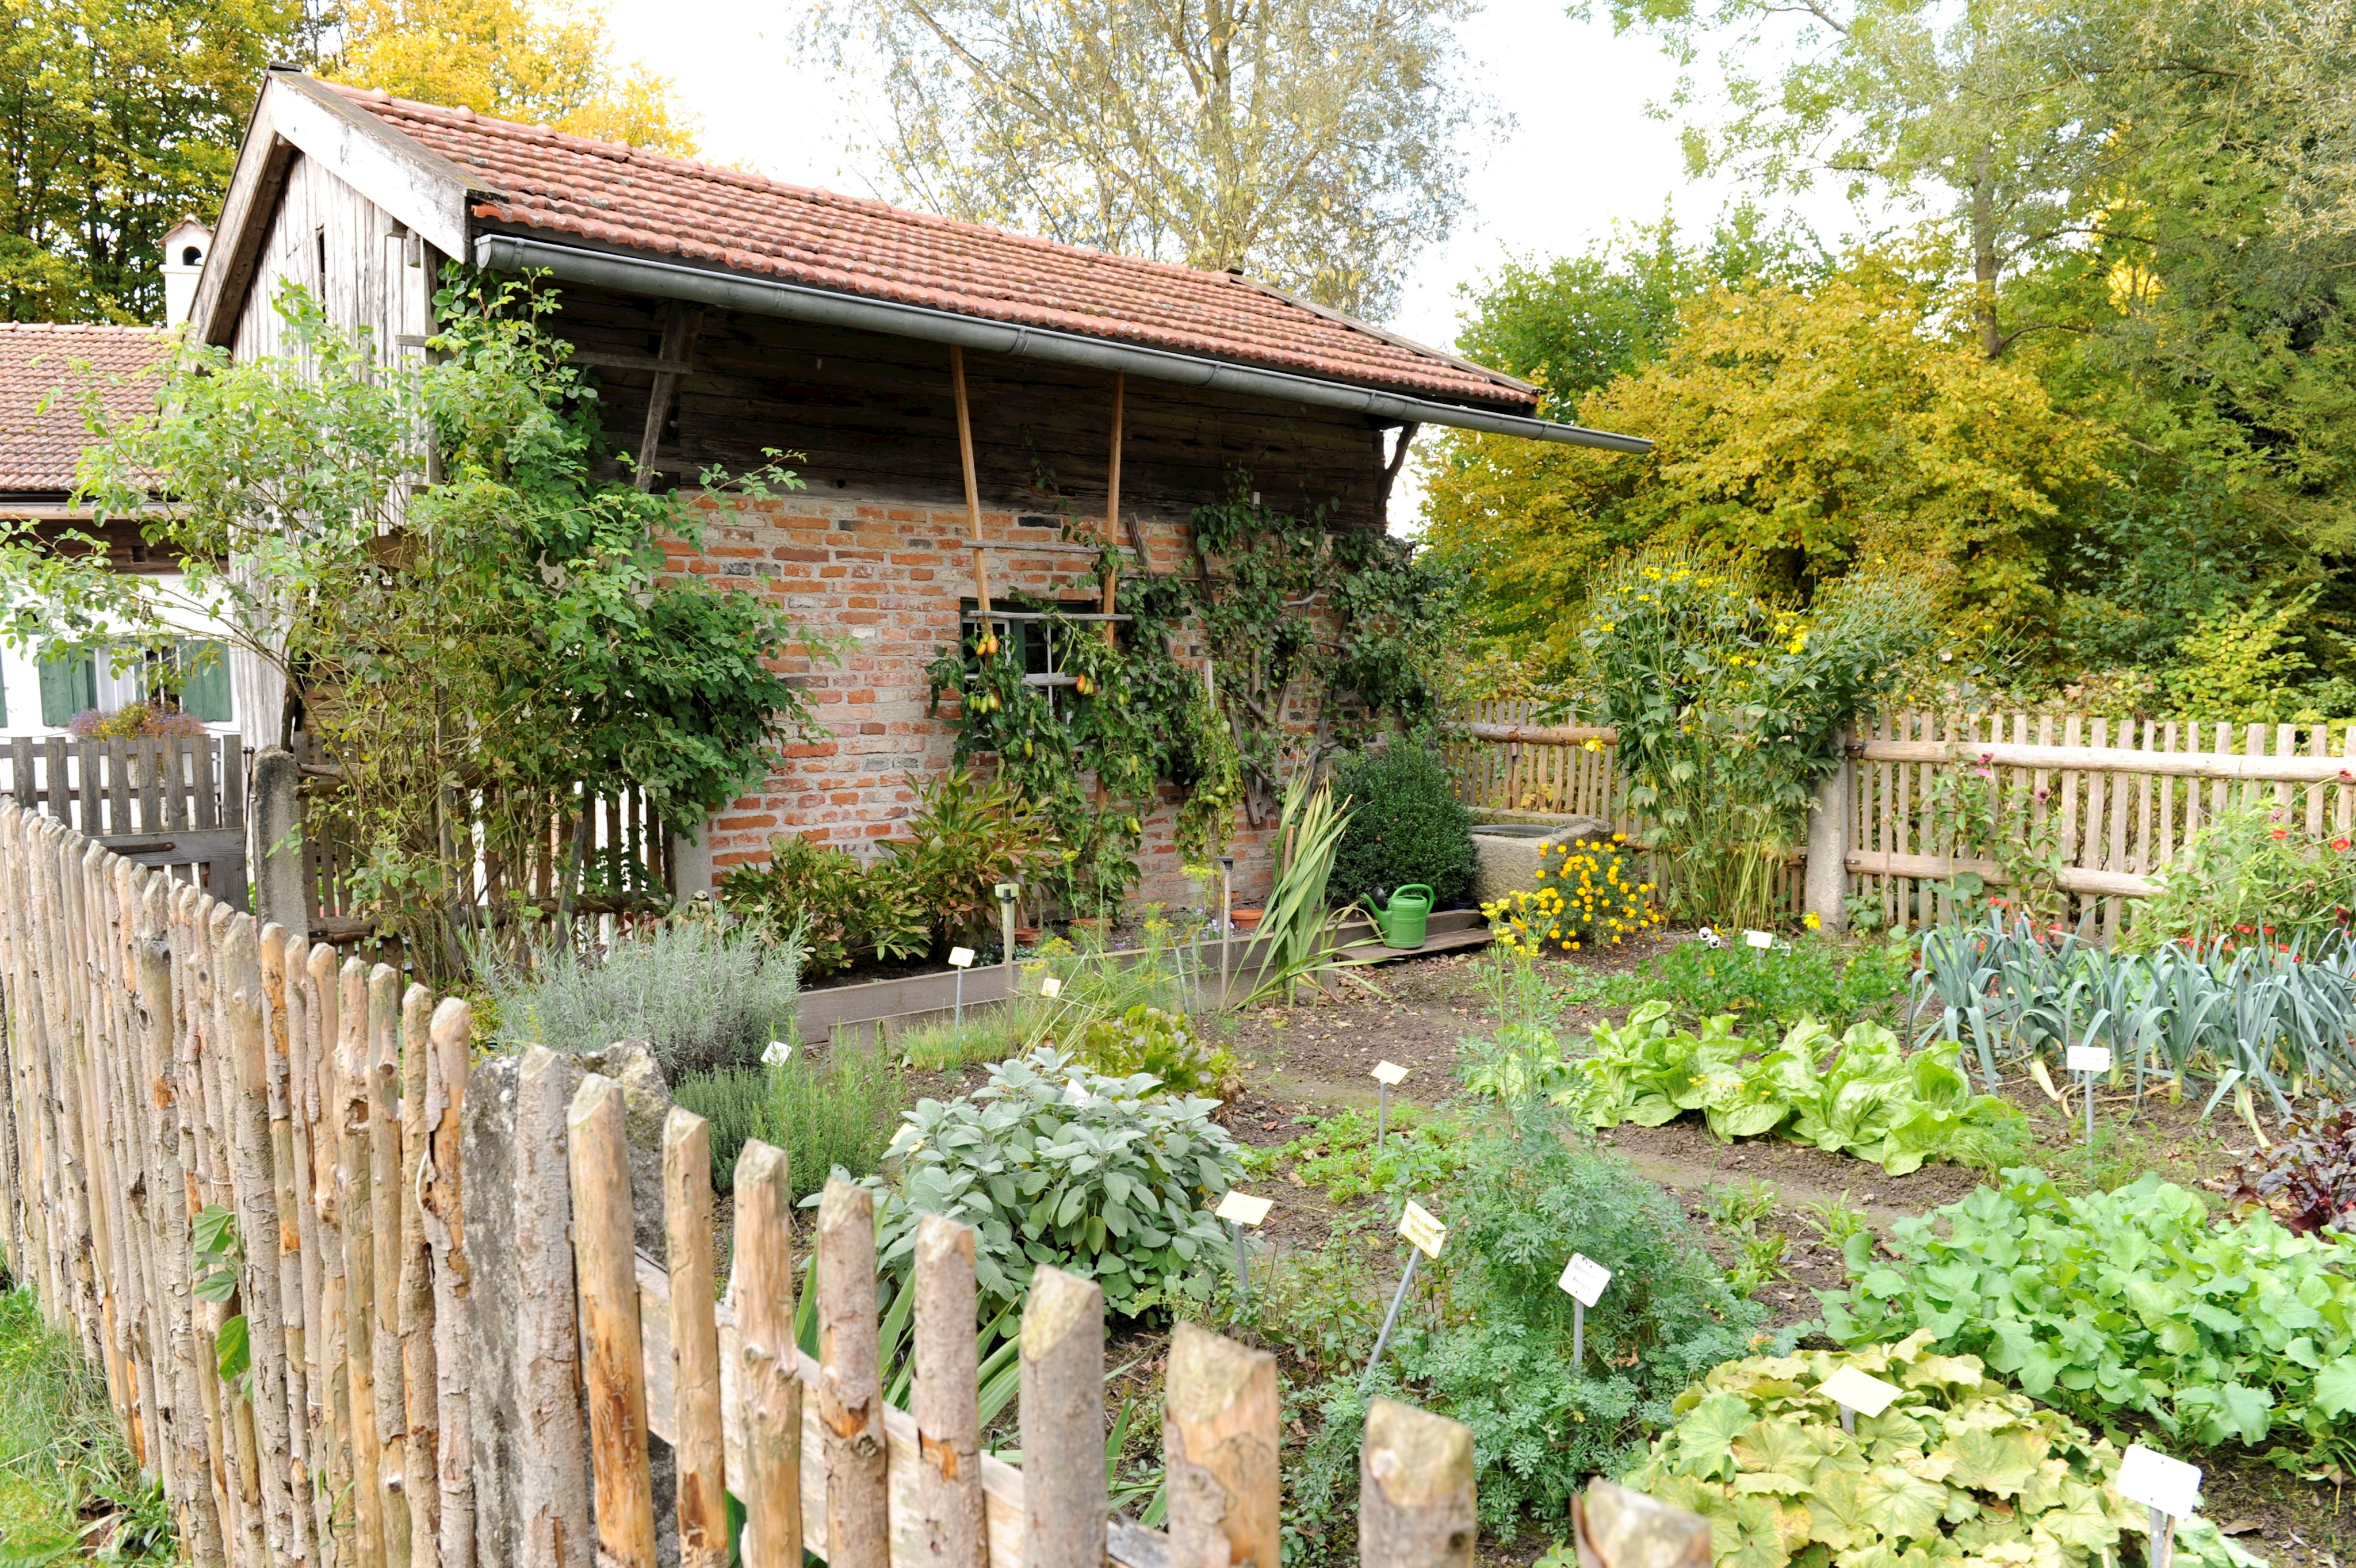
xmin=1914 ymin=910 xmax=2356 ymax=1130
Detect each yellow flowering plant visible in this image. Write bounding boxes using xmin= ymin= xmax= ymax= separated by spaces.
xmin=1482 ymin=832 xmax=1664 ymax=954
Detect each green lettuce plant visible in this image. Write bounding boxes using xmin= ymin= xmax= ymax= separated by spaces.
xmin=1627 ymin=1333 xmax=2262 ymax=1568
xmin=854 ymin=1047 xmax=1244 ymax=1316
xmin=1822 ymin=1169 xmax=2356 ymax=1464
xmin=1560 ymin=1004 xmax=2026 ymax=1173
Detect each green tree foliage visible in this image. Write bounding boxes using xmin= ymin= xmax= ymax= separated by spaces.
xmin=798 ymin=0 xmax=1497 ymax=315
xmin=2 ymin=275 xmax=825 ymax=973
xmin=0 ymin=0 xmax=302 ymax=322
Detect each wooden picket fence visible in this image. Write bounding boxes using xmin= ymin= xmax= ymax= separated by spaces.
xmin=1449 ymin=706 xmax=2356 ymax=937
xmin=0 ymin=800 xmax=1480 ymax=1568
xmin=0 ymin=734 xmax=248 ymax=908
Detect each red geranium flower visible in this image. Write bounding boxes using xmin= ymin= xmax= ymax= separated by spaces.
xmin=2336 ymin=837 xmax=2352 ymax=852
xmin=2271 ymin=827 xmax=2290 ymax=840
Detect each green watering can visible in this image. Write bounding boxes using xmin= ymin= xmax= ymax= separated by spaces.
xmin=1369 ymin=884 xmax=1434 ymax=950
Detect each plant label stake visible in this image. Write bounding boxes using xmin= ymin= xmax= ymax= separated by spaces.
xmin=761 ymin=1039 xmax=793 ymax=1066
xmin=1372 ymin=1060 xmax=1408 ymax=1149
xmin=996 ymin=881 xmax=1020 ymax=1042
xmin=1219 ymin=855 xmax=1235 ymax=1007
xmin=948 ymin=946 xmax=975 ymax=1024
xmin=1215 ymin=1190 xmax=1272 ymax=1298
xmin=1819 ymin=1364 xmax=1901 ymax=1437
xmin=1557 ymin=1253 xmax=1611 ymax=1368
xmin=2117 ymin=1444 xmax=2201 ymax=1568
xmin=1743 ymin=930 xmax=1775 ymax=950
xmin=1364 ymin=1200 xmax=1445 ymax=1389
xmin=1041 ymin=975 xmax=1062 ymax=1000
xmin=2066 ymin=1043 xmax=2110 ymax=1150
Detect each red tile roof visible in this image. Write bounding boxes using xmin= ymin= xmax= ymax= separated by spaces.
xmin=331 ymin=83 xmax=1538 ymax=412
xmin=0 ymin=324 xmax=169 ymax=495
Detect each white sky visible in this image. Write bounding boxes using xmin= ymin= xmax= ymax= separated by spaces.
xmin=598 ymin=0 xmax=1881 ymax=522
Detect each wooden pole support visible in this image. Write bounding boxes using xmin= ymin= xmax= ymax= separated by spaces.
xmin=733 ymin=1139 xmax=802 ymax=1568
xmin=951 ymin=345 xmax=992 ymax=619
xmin=1101 ymin=371 xmax=1124 ymax=643
xmin=366 ymin=962 xmax=410 ymax=1568
xmin=819 ymin=1176 xmax=890 ymax=1568
xmin=425 ymin=994 xmax=472 ymax=1568
xmin=911 ymin=1213 xmax=985 ymax=1568
xmin=1165 ymin=1321 xmax=1280 ymax=1568
xmin=1020 ymin=1265 xmax=1106 ymax=1568
xmin=397 ymin=982 xmax=441 ymax=1567
xmin=664 ymin=1106 xmax=729 ymax=1568
xmin=1359 ymin=1398 xmax=1477 ymax=1568
xmin=568 ymin=1073 xmax=658 ymax=1568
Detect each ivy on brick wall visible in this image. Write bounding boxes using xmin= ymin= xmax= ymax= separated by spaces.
xmin=925 ymin=482 xmax=1456 ymax=915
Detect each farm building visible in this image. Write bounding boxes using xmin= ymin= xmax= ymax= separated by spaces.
xmin=188 ymin=67 xmax=1646 ymax=904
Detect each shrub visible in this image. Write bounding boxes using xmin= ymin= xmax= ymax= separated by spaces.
xmin=876 ymin=766 xmax=1053 ymax=949
xmin=1074 ymin=1004 xmax=1237 ymax=1097
xmin=717 ymin=835 xmax=931 ymax=977
xmin=1483 ymin=831 xmax=1664 ymax=954
xmin=2132 ymin=802 xmax=2356 ymax=954
xmin=1627 ymin=1333 xmax=2261 ymax=1568
xmin=1559 ymin=1007 xmax=2026 ymax=1173
xmin=1822 ymin=1169 xmax=2356 ymax=1460
xmin=670 ymin=1029 xmax=900 ymax=1198
xmin=481 ymin=913 xmax=803 ymax=1079
xmin=1326 ymin=745 xmax=1477 ymax=911
xmin=859 ymin=1047 xmax=1244 ymax=1316
xmin=1268 ymin=1127 xmax=1779 ymax=1554
xmin=1626 ymin=931 xmax=1915 ymax=1030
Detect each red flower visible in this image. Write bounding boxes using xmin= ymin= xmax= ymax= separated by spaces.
xmin=2237 ymin=924 xmax=2254 ymax=934
xmin=2271 ymin=827 xmax=2290 ymax=840
xmin=2336 ymin=837 xmax=2354 ymax=852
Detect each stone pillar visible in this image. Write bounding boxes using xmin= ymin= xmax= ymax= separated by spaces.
xmin=252 ymin=745 xmax=306 ymax=938
xmin=1804 ymin=728 xmax=1853 ymax=934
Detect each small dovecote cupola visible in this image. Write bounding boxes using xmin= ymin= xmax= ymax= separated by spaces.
xmin=160 ymin=217 xmax=213 ymax=328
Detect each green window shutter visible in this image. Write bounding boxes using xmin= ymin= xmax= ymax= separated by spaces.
xmin=37 ymin=646 xmax=95 ymax=727
xmin=177 ymin=640 xmax=232 ymax=723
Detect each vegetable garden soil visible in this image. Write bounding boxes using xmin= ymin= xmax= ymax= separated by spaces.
xmin=1196 ymin=934 xmax=2343 ymax=1568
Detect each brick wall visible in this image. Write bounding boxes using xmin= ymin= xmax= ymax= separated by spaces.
xmin=668 ymin=488 xmax=1286 ymax=915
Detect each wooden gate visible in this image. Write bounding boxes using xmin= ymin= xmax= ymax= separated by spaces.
xmin=0 ymin=735 xmax=247 ymax=908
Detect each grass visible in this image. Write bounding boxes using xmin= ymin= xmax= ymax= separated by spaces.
xmin=671 ymin=1028 xmax=901 ymax=1200
xmin=0 ymin=1286 xmax=171 ymax=1563
xmin=895 ymin=1012 xmax=1022 ymax=1073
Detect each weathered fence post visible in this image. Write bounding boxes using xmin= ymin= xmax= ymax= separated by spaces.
xmin=425 ymin=995 xmax=472 ymax=1568
xmin=570 ymin=1072 xmax=659 ymax=1568
xmin=1022 ymin=1265 xmax=1108 ymax=1568
xmin=820 ymin=1176 xmax=891 ymax=1568
xmin=912 ymin=1213 xmax=985 ymax=1568
xmin=733 ymin=1139 xmax=803 ymax=1568
xmin=514 ymin=1046 xmax=592 ymax=1561
xmin=1165 ymin=1321 xmax=1280 ymax=1568
xmin=664 ymin=1106 xmax=728 ymax=1568
xmin=1806 ymin=726 xmax=1854 ymax=934
xmin=1359 ymin=1398 xmax=1477 ymax=1568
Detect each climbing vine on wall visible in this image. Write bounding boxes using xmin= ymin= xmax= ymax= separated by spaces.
xmin=925 ymin=479 xmax=1456 ymax=913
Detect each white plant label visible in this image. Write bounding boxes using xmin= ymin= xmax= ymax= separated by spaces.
xmin=1040 ymin=976 xmax=1064 ymax=999
xmin=948 ymin=947 xmax=976 ymax=969
xmin=1372 ymin=1060 xmax=1410 ymax=1086
xmin=1818 ymin=1366 xmax=1903 ymax=1418
xmin=2116 ymin=1445 xmax=2202 ymax=1519
xmin=1062 ymin=1080 xmax=1089 ymax=1106
xmin=1398 ymin=1200 xmax=1447 ymax=1259
xmin=1557 ymin=1253 xmax=1612 ymax=1307
xmin=1215 ymin=1191 xmax=1273 ymax=1226
xmin=2066 ymin=1045 xmax=2113 ymax=1073
xmin=761 ymin=1040 xmax=793 ymax=1066
xmin=1744 ymin=929 xmax=1776 ymax=950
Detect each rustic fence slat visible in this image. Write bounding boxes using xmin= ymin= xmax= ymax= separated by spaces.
xmin=734 ymin=1139 xmax=805 ymax=1568
xmin=1357 ymin=1397 xmax=1476 ymax=1568
xmin=307 ymin=942 xmax=359 ymax=1568
xmin=911 ymin=1213 xmax=985 ymax=1568
xmin=1022 ymin=1265 xmax=1107 ymax=1568
xmin=570 ymin=1072 xmax=659 ymax=1568
xmin=821 ymin=1176 xmax=892 ymax=1568
xmin=1166 ymin=1322 xmax=1280 ymax=1568
xmin=664 ymin=1106 xmax=729 ymax=1568
xmin=514 ymin=1045 xmax=594 ymax=1561
xmin=425 ymin=996 xmax=472 ymax=1568
xmin=366 ymin=963 xmax=410 ymax=1568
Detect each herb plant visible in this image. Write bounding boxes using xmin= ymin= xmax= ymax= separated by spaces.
xmin=860 ymin=1048 xmax=1245 ymax=1316
xmin=670 ymin=1030 xmax=900 ymax=1199
xmin=1074 ymin=1004 xmax=1237 ymax=1097
xmin=1627 ymin=1334 xmax=2262 ymax=1568
xmin=1629 ymin=932 xmax=1916 ymax=1030
xmin=1822 ymin=1169 xmax=2356 ymax=1462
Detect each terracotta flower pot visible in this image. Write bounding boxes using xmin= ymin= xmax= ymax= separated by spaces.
xmin=1066 ymin=916 xmax=1112 ymax=941
xmin=1229 ymin=908 xmax=1265 ymax=932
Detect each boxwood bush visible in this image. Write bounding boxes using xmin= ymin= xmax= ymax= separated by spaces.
xmin=1327 ymin=744 xmax=1477 ymax=911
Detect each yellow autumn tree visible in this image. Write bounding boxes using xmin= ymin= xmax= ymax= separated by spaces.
xmin=328 ymin=0 xmax=697 ymax=154
xmin=1421 ymin=248 xmax=2109 ymax=678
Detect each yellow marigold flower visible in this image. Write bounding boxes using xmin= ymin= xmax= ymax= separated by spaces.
xmin=1804 ymin=911 xmax=1822 ymax=931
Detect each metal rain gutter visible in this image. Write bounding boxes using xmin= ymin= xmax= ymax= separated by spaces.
xmin=472 ymin=232 xmax=1654 ymax=454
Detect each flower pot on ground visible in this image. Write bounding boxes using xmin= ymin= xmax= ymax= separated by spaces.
xmin=1229 ymin=908 xmax=1264 ymax=931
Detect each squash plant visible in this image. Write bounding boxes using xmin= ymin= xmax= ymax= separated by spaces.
xmin=1628 ymin=1333 xmax=2261 ymax=1568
